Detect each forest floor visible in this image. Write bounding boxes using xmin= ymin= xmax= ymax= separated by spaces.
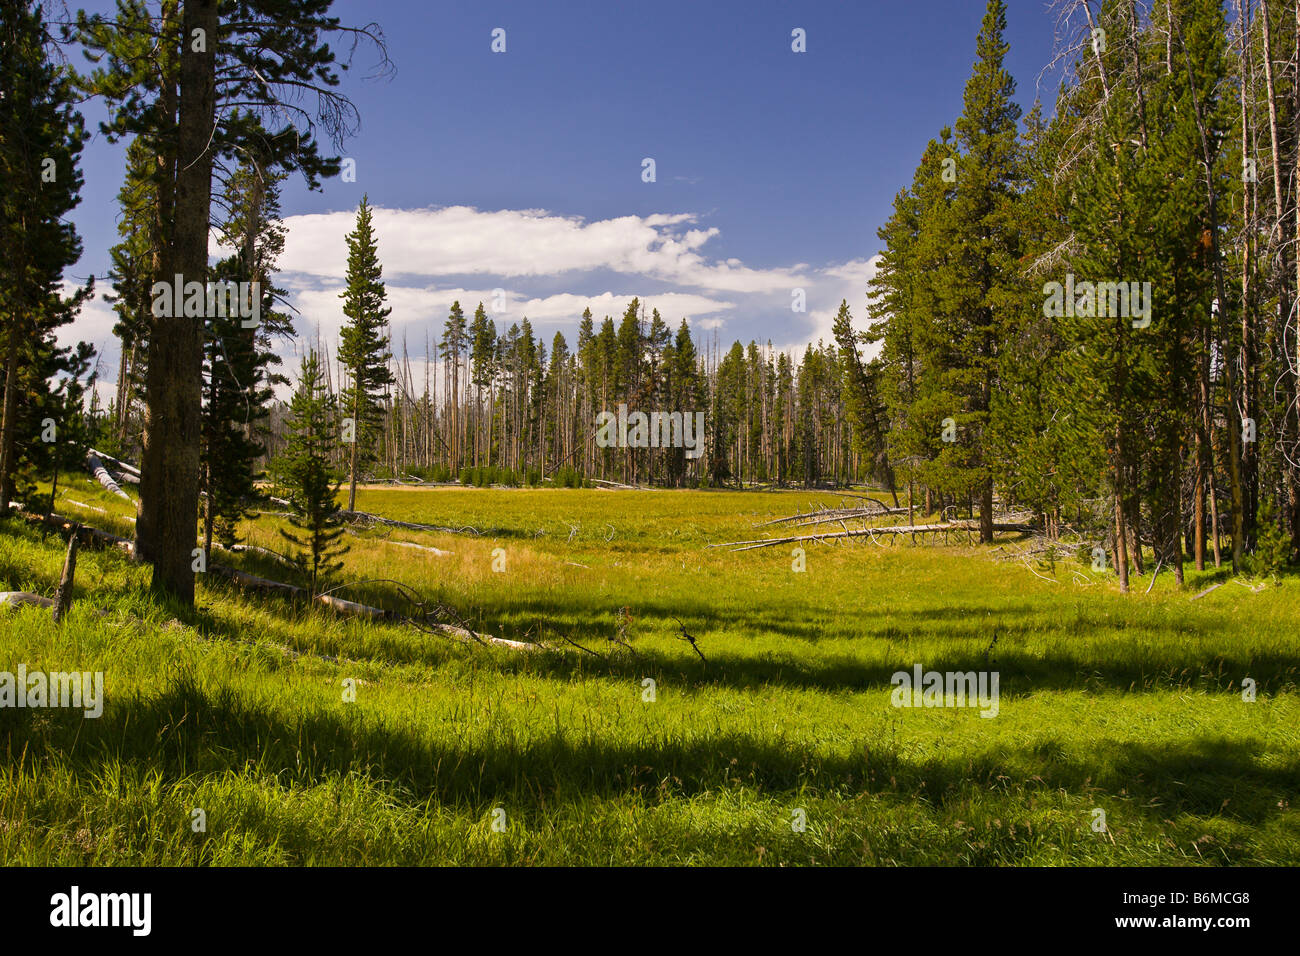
xmin=0 ymin=479 xmax=1297 ymax=864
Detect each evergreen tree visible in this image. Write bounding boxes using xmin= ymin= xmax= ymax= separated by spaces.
xmin=104 ymin=137 xmax=159 ymax=454
xmin=935 ymin=0 xmax=1024 ymax=542
xmin=201 ymin=161 xmax=288 ymax=556
xmin=468 ymin=301 xmax=495 ymax=467
xmin=440 ymin=298 xmax=467 ymax=469
xmin=338 ymin=194 xmax=394 ymax=510
xmin=0 ymin=0 xmax=93 ymax=510
xmin=831 ymin=300 xmax=895 ymax=501
xmin=276 ymin=351 xmax=348 ymax=596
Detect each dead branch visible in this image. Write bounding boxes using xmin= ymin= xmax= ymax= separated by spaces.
xmin=672 ymin=616 xmax=706 ymax=663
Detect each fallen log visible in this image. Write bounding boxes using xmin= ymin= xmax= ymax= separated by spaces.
xmin=0 ymin=592 xmax=56 ymax=610
xmin=88 ymin=448 xmax=141 ymax=479
xmin=764 ymin=507 xmax=914 ymax=529
xmin=713 ymin=521 xmax=1037 ymax=551
xmin=1190 ymin=582 xmax=1225 ymax=601
xmin=86 ymin=453 xmax=133 ymax=501
xmin=590 ymin=478 xmax=637 ymax=490
xmin=388 ymin=540 xmax=455 ymax=557
xmin=337 ymin=510 xmax=482 ymax=536
xmin=209 ymin=565 xmax=299 ymax=596
xmin=222 ymin=543 xmax=299 ymax=569
xmin=206 ymin=565 xmax=528 ymax=650
xmin=30 ymin=512 xmax=136 ymax=558
xmin=16 ymin=511 xmax=526 ymax=650
xmin=60 ymin=497 xmax=137 ymax=523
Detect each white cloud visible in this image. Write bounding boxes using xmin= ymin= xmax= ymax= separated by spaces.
xmin=54 ymin=288 xmax=120 ymax=406
xmin=288 ymin=283 xmax=735 ymax=348
xmin=76 ymin=205 xmax=885 ymax=400
xmin=272 ymin=205 xmax=809 ymax=294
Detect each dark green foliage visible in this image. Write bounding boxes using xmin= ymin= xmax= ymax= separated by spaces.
xmin=338 ymin=195 xmax=394 ymax=508
xmin=276 ymin=352 xmax=348 ymax=595
xmin=1251 ymin=497 xmax=1290 ymax=580
xmin=202 ymin=162 xmax=289 ymax=550
xmin=0 ymin=0 xmax=93 ymax=510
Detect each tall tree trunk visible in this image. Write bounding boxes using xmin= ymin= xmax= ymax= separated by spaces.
xmin=137 ymin=0 xmax=217 ymax=605
xmin=348 ymin=384 xmax=360 ymax=510
xmin=1194 ymin=449 xmax=1206 ymax=570
xmin=979 ymin=476 xmax=994 ymax=544
xmin=0 ymin=323 xmax=24 ymax=510
xmin=1238 ymin=0 xmax=1260 ymax=548
xmin=1114 ymin=486 xmax=1130 ymax=594
xmin=1260 ymin=0 xmax=1300 ymax=546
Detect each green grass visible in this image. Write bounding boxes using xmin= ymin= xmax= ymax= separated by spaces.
xmin=0 ymin=476 xmax=1296 ymax=864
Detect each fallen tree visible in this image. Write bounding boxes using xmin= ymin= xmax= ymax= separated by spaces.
xmin=337 ymin=509 xmax=483 ymax=536
xmin=86 ymin=453 xmax=133 ymax=501
xmin=756 ymin=504 xmax=913 ymax=529
xmin=18 ymin=511 xmax=525 ymax=650
xmin=713 ymin=520 xmax=1036 ymax=551
xmin=29 ymin=511 xmax=137 ymax=557
xmin=87 ymin=448 xmax=141 ymax=484
xmin=0 ymin=591 xmax=56 ymax=610
xmin=386 ymin=540 xmax=454 ymax=557
xmin=207 ymin=566 xmax=530 ymax=649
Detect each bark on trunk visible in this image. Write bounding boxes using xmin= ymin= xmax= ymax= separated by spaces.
xmin=136 ymin=0 xmax=218 ymax=605
xmin=0 ymin=325 xmax=24 ymax=511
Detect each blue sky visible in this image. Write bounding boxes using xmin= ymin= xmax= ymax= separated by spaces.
xmin=63 ymin=0 xmax=1070 ymax=381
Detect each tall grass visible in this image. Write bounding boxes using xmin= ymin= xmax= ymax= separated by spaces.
xmin=0 ymin=477 xmax=1295 ymax=864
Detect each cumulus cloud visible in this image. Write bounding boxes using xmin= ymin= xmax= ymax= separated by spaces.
xmin=272 ymin=205 xmax=809 ymax=294
xmin=289 ymin=282 xmax=735 ymax=349
xmin=89 ymin=204 xmax=883 ymax=399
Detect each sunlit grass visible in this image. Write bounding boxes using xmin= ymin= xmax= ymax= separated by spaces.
xmin=0 ymin=478 xmax=1296 ymax=864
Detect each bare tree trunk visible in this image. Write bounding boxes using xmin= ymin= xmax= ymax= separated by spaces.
xmin=52 ymin=530 xmax=79 ymax=625
xmin=1260 ymin=0 xmax=1299 ymax=545
xmin=1208 ymin=462 xmax=1223 ymax=567
xmin=1239 ymin=0 xmax=1259 ymax=549
xmin=1194 ymin=450 xmax=1206 ymax=570
xmin=1295 ymin=0 xmax=1300 ymax=457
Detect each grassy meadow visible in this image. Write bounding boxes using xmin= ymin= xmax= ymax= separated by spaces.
xmin=0 ymin=476 xmax=1297 ymax=865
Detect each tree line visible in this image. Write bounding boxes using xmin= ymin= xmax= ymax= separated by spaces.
xmin=864 ymin=0 xmax=1300 ymax=589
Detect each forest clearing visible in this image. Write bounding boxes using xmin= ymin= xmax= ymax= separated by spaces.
xmin=6 ymin=0 xmax=1300 ymax=928
xmin=1 ymin=481 xmax=1296 ymax=866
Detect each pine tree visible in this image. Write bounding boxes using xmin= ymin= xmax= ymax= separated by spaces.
xmin=0 ymin=0 xmax=93 ymax=510
xmin=440 ymin=299 xmax=467 ymax=470
xmin=468 ymin=302 xmax=495 ymax=467
xmin=201 ymin=161 xmax=288 ymax=557
xmin=104 ymin=137 xmax=159 ymax=453
xmin=276 ymin=351 xmax=348 ymax=596
xmin=936 ymin=0 xmax=1024 ymax=542
xmin=666 ymin=318 xmax=700 ymax=486
xmin=831 ymin=300 xmax=895 ymax=501
xmin=338 ymin=195 xmax=394 ymax=510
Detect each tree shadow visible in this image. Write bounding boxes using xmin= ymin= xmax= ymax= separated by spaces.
xmin=7 ymin=677 xmax=1294 ymax=837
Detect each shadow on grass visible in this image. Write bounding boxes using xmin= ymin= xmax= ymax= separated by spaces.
xmin=5 ymin=674 xmax=1294 ymax=841
xmin=175 ymin=576 xmax=1300 ymax=698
